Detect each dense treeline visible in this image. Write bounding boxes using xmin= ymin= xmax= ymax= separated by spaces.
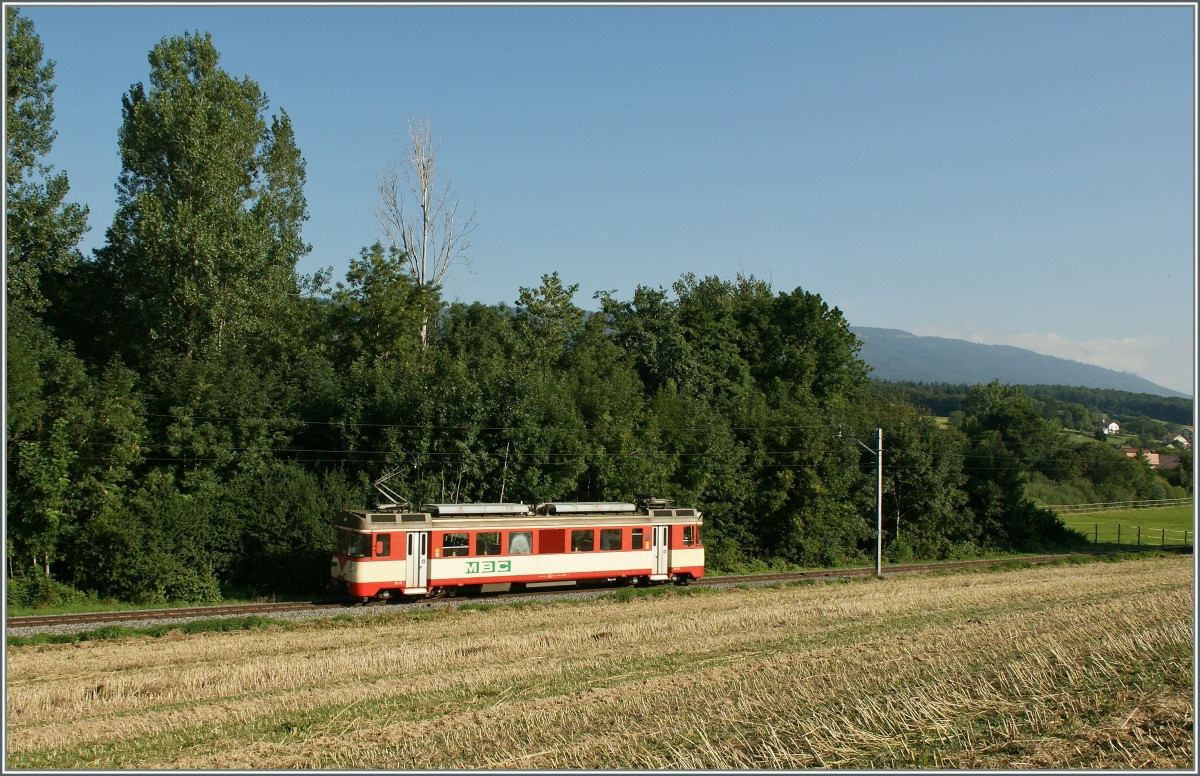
xmin=5 ymin=16 xmax=1191 ymax=606
xmin=1023 ymin=385 xmax=1192 ymax=426
xmin=880 ymin=381 xmax=1193 ymax=439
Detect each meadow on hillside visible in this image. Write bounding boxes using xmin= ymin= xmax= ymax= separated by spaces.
xmin=1061 ymin=505 xmax=1194 ymax=546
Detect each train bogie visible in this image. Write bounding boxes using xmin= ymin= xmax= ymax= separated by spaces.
xmin=330 ymin=501 xmax=704 ymax=601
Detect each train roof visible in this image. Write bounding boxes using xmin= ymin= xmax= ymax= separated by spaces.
xmin=335 ymin=501 xmax=702 ymax=531
xmin=422 ymin=503 xmax=531 ymax=517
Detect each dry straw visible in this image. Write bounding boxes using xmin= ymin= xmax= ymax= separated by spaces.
xmin=5 ymin=554 xmax=1193 ymax=769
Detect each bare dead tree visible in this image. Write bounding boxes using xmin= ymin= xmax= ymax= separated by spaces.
xmin=375 ymin=114 xmax=476 ymax=348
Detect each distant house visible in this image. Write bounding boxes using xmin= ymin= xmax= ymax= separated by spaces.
xmin=1120 ymin=447 xmax=1158 ymax=467
xmin=1119 ymin=447 xmax=1180 ymax=470
xmin=1160 ymin=428 xmax=1192 ymax=450
xmin=1102 ymin=420 xmax=1121 ymax=435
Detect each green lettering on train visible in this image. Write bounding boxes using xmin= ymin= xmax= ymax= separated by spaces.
xmin=464 ymin=560 xmax=512 ymax=574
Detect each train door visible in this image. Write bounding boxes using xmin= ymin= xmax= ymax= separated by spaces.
xmin=651 ymin=525 xmax=670 ymax=579
xmin=405 ymin=531 xmax=429 ymax=594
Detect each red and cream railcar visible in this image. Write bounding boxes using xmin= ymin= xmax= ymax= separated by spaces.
xmin=330 ymin=501 xmax=704 ymax=601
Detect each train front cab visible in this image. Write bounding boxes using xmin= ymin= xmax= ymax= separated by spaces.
xmin=332 ymin=510 xmax=431 ymax=601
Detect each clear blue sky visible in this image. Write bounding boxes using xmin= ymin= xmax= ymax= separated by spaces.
xmin=15 ymin=2 xmax=1197 ymax=395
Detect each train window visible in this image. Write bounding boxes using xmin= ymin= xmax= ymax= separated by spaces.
xmin=476 ymin=532 xmax=501 ymax=556
xmin=570 ymin=530 xmax=594 ymax=552
xmin=508 ymin=531 xmax=532 ymax=555
xmin=346 ymin=533 xmax=372 ymax=558
xmin=600 ymin=529 xmax=622 ymax=551
xmin=631 ymin=528 xmax=644 ymax=550
xmin=442 ymin=533 xmax=469 ymax=557
xmin=375 ymin=534 xmax=391 ymax=557
xmin=683 ymin=526 xmax=696 ymax=547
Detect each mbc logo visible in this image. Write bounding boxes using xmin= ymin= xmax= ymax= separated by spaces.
xmin=465 ymin=560 xmax=511 ymax=574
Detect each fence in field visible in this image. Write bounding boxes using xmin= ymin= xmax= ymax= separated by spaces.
xmin=1046 ymin=497 xmax=1193 ymax=515
xmin=1080 ymin=523 xmax=1192 ymax=548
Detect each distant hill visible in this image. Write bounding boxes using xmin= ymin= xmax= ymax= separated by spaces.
xmin=852 ymin=327 xmax=1190 ymax=399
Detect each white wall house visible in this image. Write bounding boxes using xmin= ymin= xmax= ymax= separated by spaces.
xmin=1161 ymin=429 xmax=1192 ymax=449
xmin=1103 ymin=420 xmax=1120 ymax=435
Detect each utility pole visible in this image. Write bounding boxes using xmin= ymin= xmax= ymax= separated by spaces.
xmin=875 ymin=427 xmax=883 ymax=577
xmin=841 ymin=428 xmax=884 ymax=577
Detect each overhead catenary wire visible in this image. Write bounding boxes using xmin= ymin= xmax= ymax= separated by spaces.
xmin=15 ymin=408 xmax=1186 ymax=481
xmin=23 ymin=409 xmax=1167 ymax=454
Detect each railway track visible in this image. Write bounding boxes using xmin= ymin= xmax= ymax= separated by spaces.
xmin=693 ymin=552 xmax=1121 ymax=588
xmin=5 ymin=601 xmax=352 ymax=630
xmin=7 ymin=548 xmax=1187 ymax=632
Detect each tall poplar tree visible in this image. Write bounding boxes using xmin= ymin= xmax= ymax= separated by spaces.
xmin=5 ymin=6 xmax=89 ymax=313
xmin=5 ymin=7 xmax=95 ymax=585
xmin=96 ymin=30 xmax=310 ymax=366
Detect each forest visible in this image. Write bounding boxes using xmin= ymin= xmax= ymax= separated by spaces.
xmin=879 ymin=382 xmax=1194 ymax=431
xmin=5 ymin=13 xmax=1192 ymax=607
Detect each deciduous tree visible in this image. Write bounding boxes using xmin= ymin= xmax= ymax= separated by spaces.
xmin=375 ymin=114 xmax=475 ymax=349
xmin=4 ymin=6 xmax=88 ymax=313
xmin=514 ymin=272 xmax=584 ymax=367
xmin=330 ymin=242 xmax=432 ymax=366
xmin=959 ymin=381 xmax=1080 ymax=550
xmin=95 ymin=30 xmax=310 ymax=366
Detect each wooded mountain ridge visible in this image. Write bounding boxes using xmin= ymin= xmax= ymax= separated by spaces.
xmin=853 ymin=327 xmax=1190 ymax=400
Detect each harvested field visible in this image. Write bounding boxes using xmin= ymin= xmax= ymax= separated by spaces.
xmin=5 ymin=554 xmax=1194 ymax=769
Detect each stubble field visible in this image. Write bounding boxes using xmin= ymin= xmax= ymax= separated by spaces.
xmin=5 ymin=554 xmax=1194 ymax=769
